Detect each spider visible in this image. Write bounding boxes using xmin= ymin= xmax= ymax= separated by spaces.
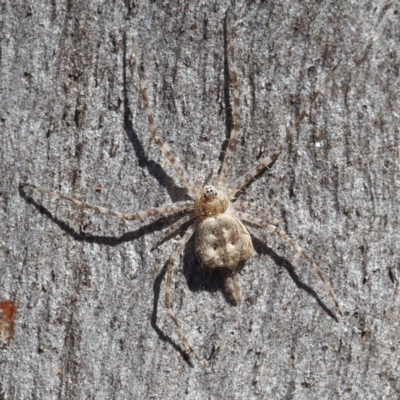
xmin=21 ymin=12 xmax=341 ymax=359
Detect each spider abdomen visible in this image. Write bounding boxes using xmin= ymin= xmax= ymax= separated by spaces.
xmin=195 ymin=213 xmax=253 ymax=273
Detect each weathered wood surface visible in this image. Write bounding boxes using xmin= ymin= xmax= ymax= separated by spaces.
xmin=1 ymin=1 xmax=399 ymax=398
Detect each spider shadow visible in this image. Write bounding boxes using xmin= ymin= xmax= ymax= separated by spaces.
xmin=121 ymin=32 xmax=197 ymax=362
xmin=216 ymin=10 xmax=235 ymax=170
xmin=20 ymin=186 xmax=173 ymax=246
xmin=19 ymin=187 xmax=196 ymax=365
xmin=182 ymin=235 xmax=224 ymax=295
xmin=251 ymin=234 xmax=339 ymax=322
xmin=122 ymin=33 xmax=188 ymax=204
xmin=150 ymin=258 xmax=196 ymax=366
xmin=150 ymin=225 xmax=224 ymax=365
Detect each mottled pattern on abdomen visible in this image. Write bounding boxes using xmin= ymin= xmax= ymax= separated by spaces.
xmin=195 ymin=213 xmax=253 ymax=274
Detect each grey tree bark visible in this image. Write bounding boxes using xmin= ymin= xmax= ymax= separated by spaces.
xmin=1 ymin=1 xmax=399 ymax=399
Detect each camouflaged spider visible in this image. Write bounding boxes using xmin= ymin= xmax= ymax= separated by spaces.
xmin=22 ymin=12 xmax=342 ymax=359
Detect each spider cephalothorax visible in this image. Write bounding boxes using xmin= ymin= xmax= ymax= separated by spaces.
xmin=195 ymin=185 xmax=229 ymax=217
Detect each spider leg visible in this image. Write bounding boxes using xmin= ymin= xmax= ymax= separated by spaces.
xmin=21 ymin=183 xmax=193 ymax=221
xmin=218 ymin=9 xmax=241 ymax=188
xmin=151 ymin=213 xmax=195 ymax=251
xmin=235 ymin=210 xmax=342 ymax=316
xmin=228 ymin=60 xmax=342 ymax=198
xmin=233 ymin=201 xmax=279 ymax=226
xmin=164 ymin=224 xmax=197 ymax=358
xmin=132 ymin=39 xmax=198 ymax=199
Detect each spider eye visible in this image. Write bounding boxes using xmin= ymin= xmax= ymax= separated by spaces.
xmin=203 ymin=186 xmax=218 ymax=200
